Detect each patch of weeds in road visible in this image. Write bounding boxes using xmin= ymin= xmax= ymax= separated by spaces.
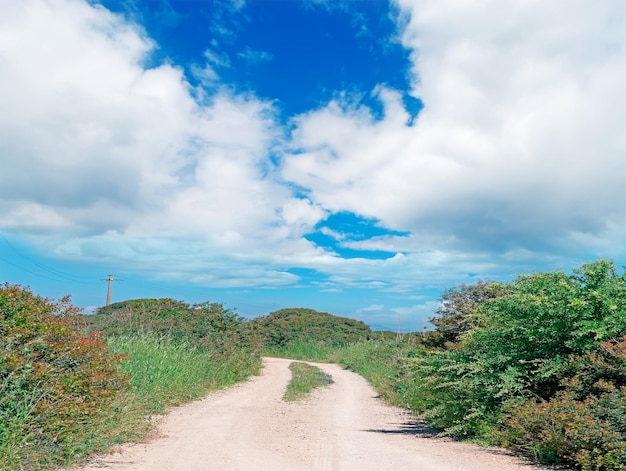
xmin=283 ymin=362 xmax=333 ymax=402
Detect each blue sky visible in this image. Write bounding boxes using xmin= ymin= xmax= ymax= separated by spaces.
xmin=1 ymin=0 xmax=626 ymax=331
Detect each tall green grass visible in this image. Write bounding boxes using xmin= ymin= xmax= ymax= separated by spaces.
xmin=0 ymin=376 xmax=44 ymax=470
xmin=333 ymin=337 xmax=424 ymax=409
xmin=0 ymin=376 xmax=145 ymax=471
xmin=108 ymin=335 xmax=260 ymax=413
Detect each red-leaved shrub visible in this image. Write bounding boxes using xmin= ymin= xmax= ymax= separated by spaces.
xmin=0 ymin=283 xmax=127 ymax=464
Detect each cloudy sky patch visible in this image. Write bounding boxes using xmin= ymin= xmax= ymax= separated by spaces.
xmin=1 ymin=0 xmax=625 ymax=331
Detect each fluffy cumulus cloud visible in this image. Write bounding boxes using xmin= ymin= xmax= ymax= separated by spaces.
xmin=284 ymin=0 xmax=626 ymax=263
xmin=0 ymin=0 xmax=194 ymax=234
xmin=2 ymin=0 xmax=626 ymax=316
xmin=0 ymin=0 xmax=325 ymax=286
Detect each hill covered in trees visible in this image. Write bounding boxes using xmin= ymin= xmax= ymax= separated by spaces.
xmin=247 ymin=307 xmax=372 ymax=348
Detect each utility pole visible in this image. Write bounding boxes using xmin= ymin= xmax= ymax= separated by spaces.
xmin=101 ymin=273 xmax=120 ymax=306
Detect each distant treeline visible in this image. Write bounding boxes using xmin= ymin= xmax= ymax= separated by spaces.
xmin=246 ymin=307 xmax=372 ymax=348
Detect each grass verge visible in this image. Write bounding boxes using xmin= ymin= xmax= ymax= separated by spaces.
xmin=283 ymin=362 xmax=333 ymax=402
xmin=0 ymin=334 xmax=261 ymax=471
xmin=332 ymin=338 xmax=424 ymax=409
xmin=107 ymin=335 xmax=260 ymax=413
xmin=266 ymin=337 xmax=424 ymax=410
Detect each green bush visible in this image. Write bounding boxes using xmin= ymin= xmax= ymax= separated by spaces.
xmin=89 ymin=298 xmax=260 ymax=355
xmin=407 ymin=259 xmax=626 ymax=467
xmin=0 ymin=289 xmax=264 ymax=470
xmin=499 ymin=337 xmax=626 ymax=470
xmin=423 ymin=280 xmax=507 ymax=348
xmin=0 ymin=284 xmax=127 ymax=469
xmin=501 ymin=388 xmax=626 ymax=470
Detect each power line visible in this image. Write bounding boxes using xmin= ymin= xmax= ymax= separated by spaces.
xmin=0 ymin=234 xmax=94 ymax=284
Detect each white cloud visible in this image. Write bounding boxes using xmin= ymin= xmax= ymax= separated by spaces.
xmin=283 ymin=0 xmax=626 ymax=261
xmin=357 ymin=303 xmax=384 ymax=313
xmin=391 ymin=300 xmax=440 ymax=331
xmin=0 ymin=0 xmax=329 ymax=288
xmin=238 ymin=46 xmax=273 ymax=64
xmin=280 ymin=198 xmax=327 ymax=233
xmin=3 ymin=0 xmax=626 ymax=303
xmin=353 ymin=300 xmax=439 ymax=332
xmin=0 ymin=0 xmax=194 ymax=231
xmin=204 ymin=48 xmax=232 ymax=69
xmin=0 ymin=202 xmax=69 ymax=230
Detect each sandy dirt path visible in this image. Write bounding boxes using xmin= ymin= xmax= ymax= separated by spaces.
xmin=72 ymin=357 xmax=556 ymax=471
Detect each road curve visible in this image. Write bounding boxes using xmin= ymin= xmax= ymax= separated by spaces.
xmin=70 ymin=357 xmax=556 ymax=471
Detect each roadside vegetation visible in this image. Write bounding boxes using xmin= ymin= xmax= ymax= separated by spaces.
xmin=407 ymin=259 xmax=626 ymax=470
xmin=1 ymin=284 xmax=128 ymax=470
xmin=91 ymin=299 xmax=262 ymax=415
xmin=256 ymin=260 xmax=626 ymax=470
xmin=283 ymin=362 xmax=333 ymax=402
xmin=0 ymin=291 xmax=261 ymax=471
xmin=3 ymin=258 xmax=625 ymax=470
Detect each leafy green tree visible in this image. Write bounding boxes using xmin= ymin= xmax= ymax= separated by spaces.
xmin=571 ymin=259 xmax=626 ymax=344
xmin=409 ymin=259 xmax=626 ymax=441
xmin=424 ymin=280 xmax=506 ymax=348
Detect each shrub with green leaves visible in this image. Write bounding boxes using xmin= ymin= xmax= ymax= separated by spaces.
xmin=0 ymin=283 xmax=127 ymax=469
xmin=89 ymin=298 xmax=260 ymax=355
xmin=422 ymin=280 xmax=507 ymax=348
xmin=408 ymin=259 xmax=626 ymax=467
xmin=499 ymin=336 xmax=626 ymax=470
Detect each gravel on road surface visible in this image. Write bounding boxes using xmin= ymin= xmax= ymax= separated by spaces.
xmin=69 ymin=357 xmax=561 ymax=471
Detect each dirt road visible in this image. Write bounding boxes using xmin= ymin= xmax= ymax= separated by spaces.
xmin=73 ymin=357 xmax=554 ymax=471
